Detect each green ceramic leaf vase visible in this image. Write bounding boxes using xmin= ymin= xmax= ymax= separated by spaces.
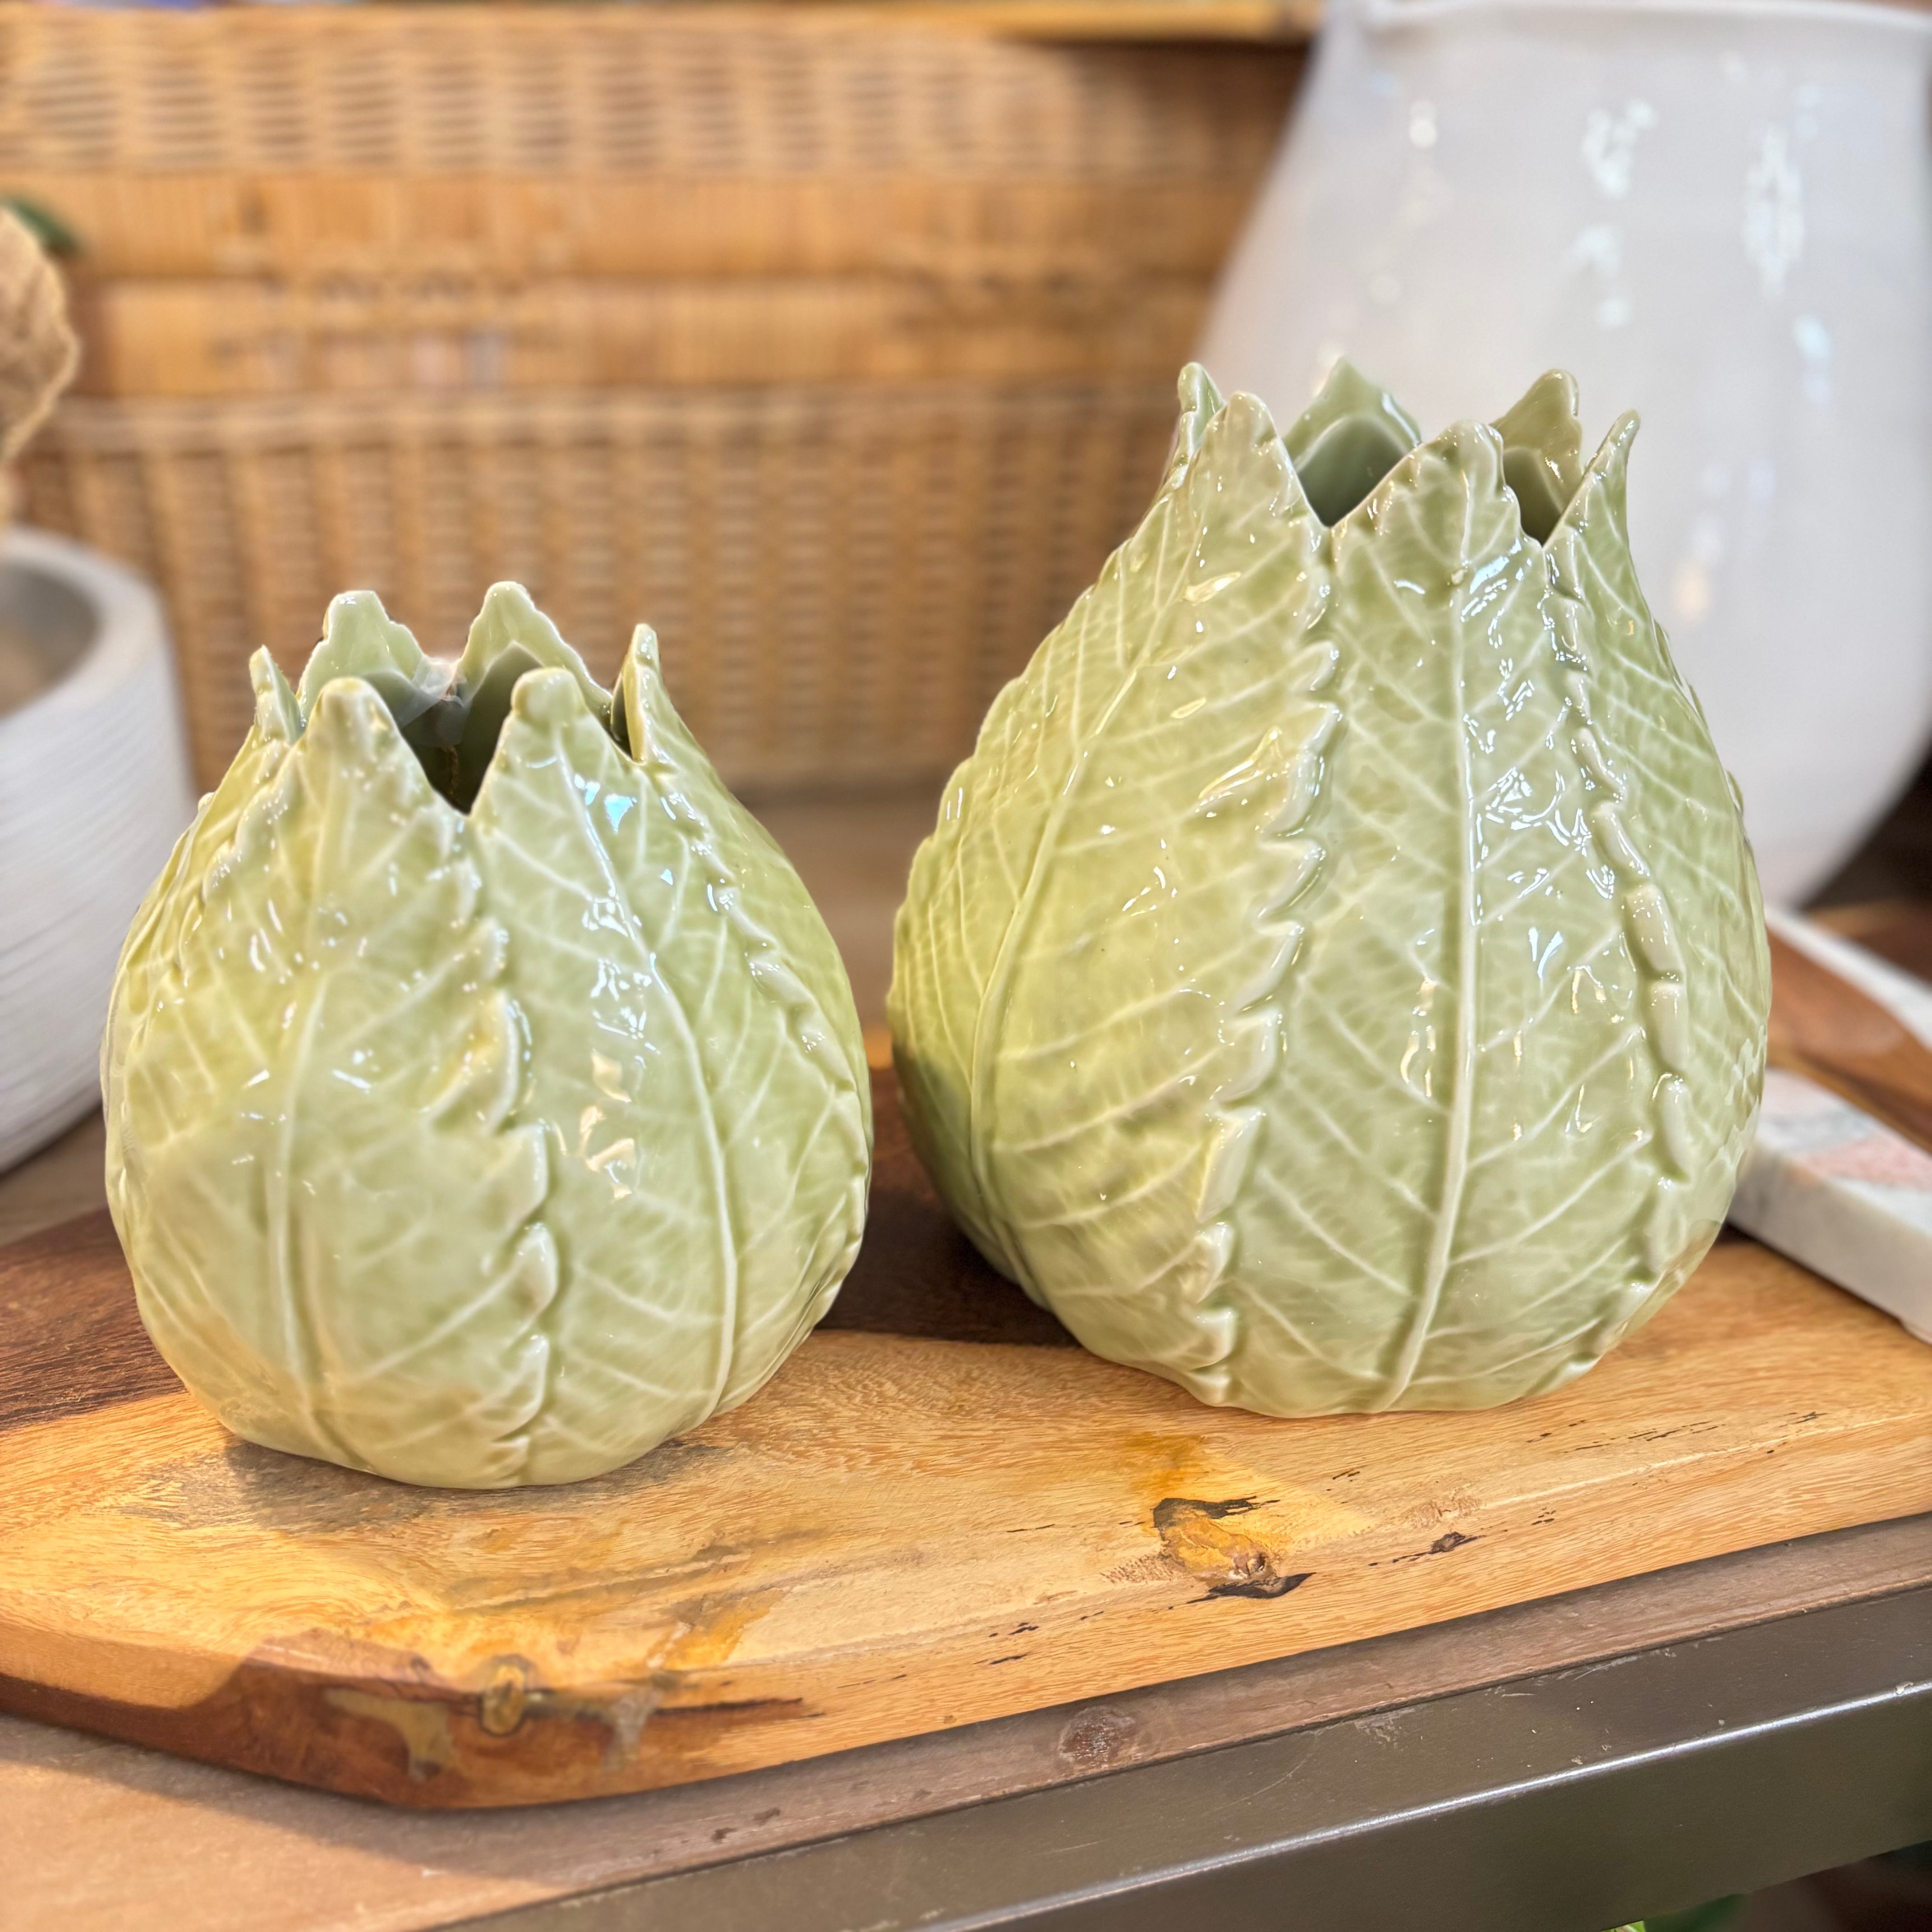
xmin=104 ymin=585 xmax=872 ymax=1487
xmin=889 ymin=363 xmax=1769 ymax=1415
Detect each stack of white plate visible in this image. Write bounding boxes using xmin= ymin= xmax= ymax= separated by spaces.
xmin=0 ymin=526 xmax=195 ymax=1173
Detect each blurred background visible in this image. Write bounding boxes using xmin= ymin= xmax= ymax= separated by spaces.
xmin=4 ymin=0 xmax=1929 ymax=1164
xmin=0 ymin=0 xmax=1304 ymax=1064
xmin=4 ymin=0 xmax=1931 ymax=1232
xmin=0 ymin=2 xmax=1928 ymax=1923
xmin=0 ymin=0 xmax=1313 ymax=1189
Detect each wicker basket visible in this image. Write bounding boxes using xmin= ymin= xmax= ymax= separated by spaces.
xmin=68 ymin=274 xmax=1210 ymax=398
xmin=1 ymin=5 xmax=1302 ymax=793
xmin=24 ymin=381 xmax=1178 ymax=795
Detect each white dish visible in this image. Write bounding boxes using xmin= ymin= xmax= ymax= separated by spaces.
xmin=0 ymin=528 xmax=194 ymax=1172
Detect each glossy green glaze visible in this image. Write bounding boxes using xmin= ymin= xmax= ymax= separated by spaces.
xmin=104 ymin=585 xmax=871 ymax=1487
xmin=889 ymin=363 xmax=1768 ymax=1415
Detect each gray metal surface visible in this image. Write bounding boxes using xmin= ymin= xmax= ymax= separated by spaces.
xmin=469 ymin=1582 xmax=1932 ymax=1932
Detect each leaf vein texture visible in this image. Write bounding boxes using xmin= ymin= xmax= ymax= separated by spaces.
xmin=891 ymin=365 xmax=1766 ymax=1416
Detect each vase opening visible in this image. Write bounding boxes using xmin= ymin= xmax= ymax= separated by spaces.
xmin=398 ymin=642 xmax=629 ymax=814
xmin=297 ymin=585 xmax=624 ymax=817
xmin=1293 ymin=414 xmax=1414 ymax=526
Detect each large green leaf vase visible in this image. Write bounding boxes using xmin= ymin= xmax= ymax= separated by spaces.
xmin=889 ymin=362 xmax=1769 ymax=1414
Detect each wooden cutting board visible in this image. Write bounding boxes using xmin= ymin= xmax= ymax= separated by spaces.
xmin=3 ymin=1040 xmax=1931 ymax=1810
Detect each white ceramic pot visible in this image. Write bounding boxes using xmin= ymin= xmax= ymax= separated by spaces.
xmin=1200 ymin=0 xmax=1932 ymax=902
xmin=0 ymin=528 xmax=194 ymax=1172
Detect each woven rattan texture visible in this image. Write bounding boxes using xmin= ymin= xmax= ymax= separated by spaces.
xmin=68 ymin=275 xmax=1210 ymax=397
xmin=0 ymin=8 xmax=1290 ymax=180
xmin=21 ymin=382 xmax=1177 ymax=794
xmin=0 ymin=6 xmax=1299 ymax=791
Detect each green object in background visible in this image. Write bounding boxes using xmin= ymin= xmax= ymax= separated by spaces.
xmin=1610 ymin=1900 xmax=1746 ymax=1932
xmin=1649 ymin=1900 xmax=1746 ymax=1932
xmin=889 ymin=361 xmax=1769 ymax=1416
xmin=104 ymin=584 xmax=872 ymax=1487
xmin=0 ymin=194 xmax=77 ymax=257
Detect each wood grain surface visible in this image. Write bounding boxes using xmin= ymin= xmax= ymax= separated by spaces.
xmin=2 ymin=1071 xmax=1929 ymax=1810
xmin=1767 ymin=928 xmax=1932 ymax=1153
xmin=5 ymin=1513 xmax=1926 ymax=1932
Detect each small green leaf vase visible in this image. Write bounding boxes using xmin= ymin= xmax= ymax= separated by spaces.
xmin=889 ymin=362 xmax=1769 ymax=1415
xmin=104 ymin=586 xmax=872 ymax=1487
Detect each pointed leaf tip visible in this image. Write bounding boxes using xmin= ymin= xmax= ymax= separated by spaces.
xmin=1164 ymin=362 xmax=1228 ymax=487
xmin=303 ymin=672 xmax=413 ymax=772
xmin=1559 ymin=408 xmax=1643 ymax=542
xmin=457 ymin=582 xmax=611 ymax=722
xmin=611 ymin=626 xmax=664 ymax=759
xmin=1176 ymin=362 xmax=1224 ymax=419
xmin=1222 ymin=387 xmax=1287 ymax=455
xmin=620 ymin=622 xmax=717 ymax=778
xmin=1302 ymin=357 xmax=1423 ymax=445
xmin=1286 ymin=358 xmax=1422 ymax=528
xmin=1493 ymin=369 xmax=1588 ymax=541
xmin=299 ymin=589 xmax=442 ymax=726
xmin=249 ymin=649 xmax=302 ymax=743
